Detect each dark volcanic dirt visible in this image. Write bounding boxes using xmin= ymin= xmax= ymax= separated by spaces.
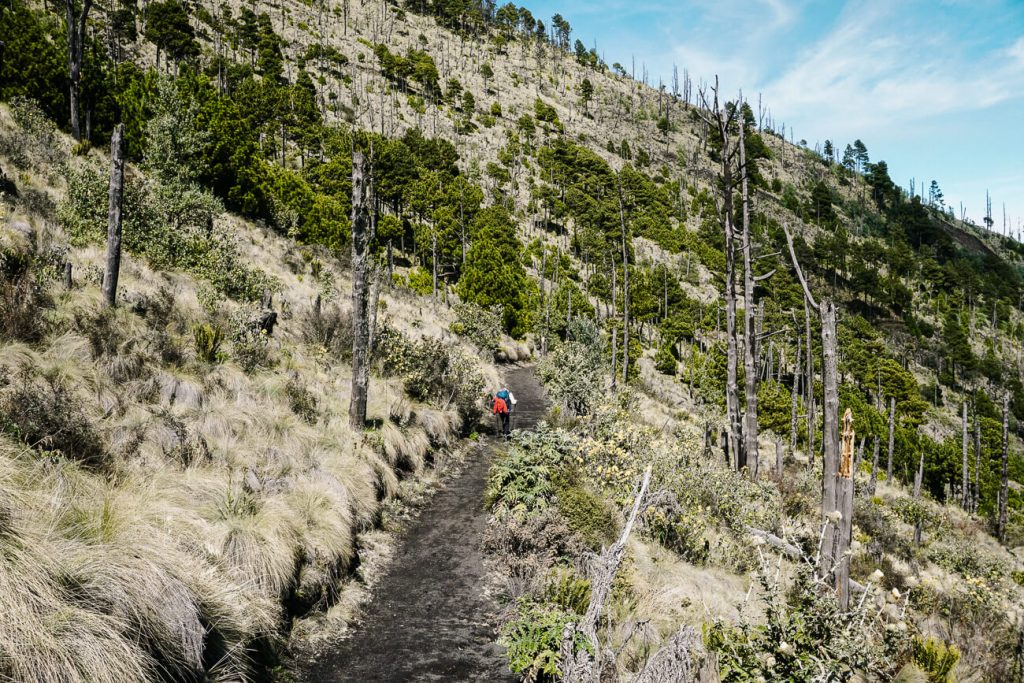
xmin=300 ymin=365 xmax=546 ymax=682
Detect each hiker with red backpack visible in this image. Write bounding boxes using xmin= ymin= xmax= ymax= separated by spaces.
xmin=491 ymin=386 xmax=517 ymax=437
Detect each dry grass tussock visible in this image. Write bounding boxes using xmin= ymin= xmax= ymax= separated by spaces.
xmin=0 ymin=112 xmax=498 ymax=680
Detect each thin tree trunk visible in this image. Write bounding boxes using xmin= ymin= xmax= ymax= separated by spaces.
xmin=962 ymin=401 xmax=970 ymax=510
xmin=610 ymin=327 xmax=617 ymax=389
xmin=835 ymin=409 xmax=855 ymax=610
xmin=868 ymin=436 xmax=880 ymax=495
xmin=617 ymin=179 xmax=631 ymax=384
xmin=998 ymin=392 xmax=1010 ymax=542
xmin=913 ymin=449 xmax=925 ymax=545
xmin=775 ymin=438 xmax=784 ymax=480
xmin=805 ymin=299 xmax=815 ymax=466
xmin=886 ymin=396 xmax=896 ymax=483
xmin=790 ymin=332 xmax=801 ymax=457
xmin=102 ymin=124 xmax=125 ymax=307
xmin=65 ymin=0 xmax=93 ymax=141
xmin=740 ymin=115 xmax=758 ymax=476
xmin=974 ymin=409 xmax=982 ymax=514
xmin=349 ymin=150 xmax=376 ymax=429
xmin=820 ymin=299 xmax=841 ymax=568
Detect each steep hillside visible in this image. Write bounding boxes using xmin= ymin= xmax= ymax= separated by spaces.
xmin=1 ymin=0 xmax=1024 ymax=680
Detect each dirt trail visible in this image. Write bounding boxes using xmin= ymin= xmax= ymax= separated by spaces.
xmin=300 ymin=365 xmax=546 ymax=682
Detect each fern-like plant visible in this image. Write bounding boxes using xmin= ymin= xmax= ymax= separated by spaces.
xmin=193 ymin=323 xmax=224 ymax=363
xmin=911 ymin=636 xmax=960 ymax=683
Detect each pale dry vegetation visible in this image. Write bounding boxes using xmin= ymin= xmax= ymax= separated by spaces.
xmin=0 ymin=102 xmax=505 ymax=680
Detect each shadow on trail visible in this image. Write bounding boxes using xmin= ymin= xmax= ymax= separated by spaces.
xmin=300 ymin=365 xmax=546 ymax=682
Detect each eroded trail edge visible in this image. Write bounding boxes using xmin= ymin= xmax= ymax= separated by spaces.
xmin=300 ymin=365 xmax=546 ymax=682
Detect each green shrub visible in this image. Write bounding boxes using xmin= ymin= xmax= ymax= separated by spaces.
xmin=500 ymin=600 xmax=588 ymax=682
xmin=553 ymin=475 xmax=619 ymax=549
xmin=0 ymin=366 xmax=105 ymax=467
xmin=486 ymin=427 xmax=575 ymax=515
xmin=378 ymin=330 xmax=485 ymax=426
xmin=407 ymin=266 xmax=433 ymax=295
xmin=0 ymin=243 xmax=51 ymax=342
xmin=643 ymin=504 xmax=710 ymax=564
xmin=911 ymin=636 xmax=959 ymax=683
xmin=706 ymin=565 xmax=910 ymax=681
xmin=285 ymin=379 xmax=318 ymax=424
xmin=545 ymin=569 xmax=591 ymax=615
xmin=537 ymin=318 xmax=602 ymax=416
xmin=192 ymin=324 xmax=224 ymax=363
xmin=654 ymin=344 xmax=677 ymax=375
xmin=450 ymin=301 xmax=502 ymax=356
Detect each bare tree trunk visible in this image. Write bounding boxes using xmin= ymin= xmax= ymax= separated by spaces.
xmin=790 ymin=333 xmax=801 ymax=457
xmin=102 ymin=124 xmax=125 ymax=307
xmin=913 ymin=449 xmax=925 ymax=545
xmin=775 ymin=438 xmax=784 ymax=480
xmin=617 ymin=179 xmax=631 ymax=385
xmin=835 ymin=409 xmax=855 ymax=610
xmin=610 ymin=327 xmax=617 ymax=389
xmin=868 ymin=436 xmax=880 ymax=495
xmin=962 ymin=401 xmax=970 ymax=510
xmin=998 ymin=392 xmax=1010 ymax=542
xmin=740 ymin=115 xmax=759 ymax=477
xmin=886 ymin=396 xmax=896 ymax=483
xmin=805 ymin=300 xmax=815 ymax=466
xmin=65 ymin=0 xmax=93 ymax=141
xmin=349 ymin=150 xmax=376 ymax=429
xmin=974 ymin=410 xmax=982 ymax=514
xmin=819 ymin=299 xmax=841 ymax=568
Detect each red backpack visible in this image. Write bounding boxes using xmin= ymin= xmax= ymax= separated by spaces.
xmin=492 ymin=396 xmax=508 ymax=415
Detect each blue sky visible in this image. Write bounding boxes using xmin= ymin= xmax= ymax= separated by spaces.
xmin=524 ymin=0 xmax=1024 ymax=231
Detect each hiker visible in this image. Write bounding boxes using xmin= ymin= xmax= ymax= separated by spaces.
xmin=491 ymin=392 xmax=510 ymax=437
xmin=494 ymin=385 xmax=517 ymax=437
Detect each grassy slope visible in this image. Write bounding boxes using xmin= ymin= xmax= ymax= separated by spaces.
xmin=0 ymin=102 xmax=508 ymax=681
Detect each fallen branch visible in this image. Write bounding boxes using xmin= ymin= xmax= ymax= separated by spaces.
xmin=560 ymin=465 xmax=653 ymax=683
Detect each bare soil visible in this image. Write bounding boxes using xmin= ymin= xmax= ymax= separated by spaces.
xmin=299 ymin=365 xmax=546 ymax=682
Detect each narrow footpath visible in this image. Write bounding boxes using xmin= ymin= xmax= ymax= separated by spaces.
xmin=301 ymin=365 xmax=547 ymax=682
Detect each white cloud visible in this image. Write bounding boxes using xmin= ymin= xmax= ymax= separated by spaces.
xmin=1010 ymin=36 xmax=1024 ymax=65
xmin=757 ymin=1 xmax=1024 ymax=141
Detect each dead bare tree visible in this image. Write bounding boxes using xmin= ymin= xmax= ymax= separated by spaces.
xmin=886 ymin=396 xmax=896 ymax=483
xmin=64 ymin=0 xmax=93 ymax=141
xmin=101 ymin=123 xmax=125 ymax=307
xmin=349 ymin=149 xmax=376 ymax=429
xmin=998 ymin=392 xmax=1010 ymax=542
xmin=697 ymin=79 xmax=742 ymax=469
xmin=789 ymin=332 xmax=801 ymax=457
xmin=560 ymin=466 xmax=652 ymax=682
xmin=962 ymin=401 xmax=970 ymax=510
xmin=617 ymin=177 xmax=631 ymax=384
xmin=805 ymin=299 xmax=816 ymax=466
xmin=868 ymin=436 xmax=880 ymax=495
xmin=834 ymin=409 xmax=855 ymax=609
xmin=783 ymin=223 xmax=847 ymax=606
xmin=739 ymin=110 xmax=771 ymax=477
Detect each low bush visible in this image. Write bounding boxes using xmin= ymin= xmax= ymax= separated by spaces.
xmin=450 ymin=301 xmax=502 ymax=356
xmin=377 ymin=325 xmax=486 ymax=426
xmin=500 ymin=599 xmax=590 ymax=682
xmin=193 ymin=324 xmax=224 ymax=363
xmin=0 ymin=366 xmax=105 ymax=466
xmin=537 ymin=318 xmax=603 ymax=416
xmin=285 ymin=378 xmax=318 ymax=424
xmin=300 ymin=302 xmax=353 ymax=360
xmin=553 ymin=472 xmax=619 ymax=550
xmin=705 ymin=564 xmax=910 ymax=681
xmin=0 ymin=242 xmax=51 ymax=342
xmin=911 ymin=636 xmax=959 ymax=683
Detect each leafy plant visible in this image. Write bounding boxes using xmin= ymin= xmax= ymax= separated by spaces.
xmin=192 ymin=323 xmax=224 ymax=363
xmin=450 ymin=301 xmax=502 ymax=356
xmin=500 ymin=600 xmax=588 ymax=682
xmin=911 ymin=636 xmax=959 ymax=683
